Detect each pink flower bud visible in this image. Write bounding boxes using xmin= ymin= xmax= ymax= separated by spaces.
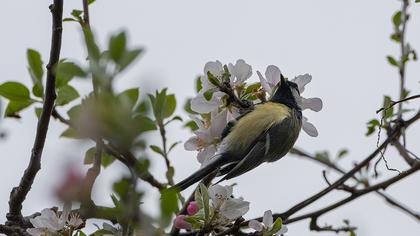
xmin=187 ymin=201 xmax=199 ymax=215
xmin=174 ymin=215 xmax=192 ymax=230
xmin=55 ymin=167 xmax=85 ymax=202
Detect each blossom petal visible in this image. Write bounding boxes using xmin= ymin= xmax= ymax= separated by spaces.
xmin=231 ymin=59 xmax=252 ymax=85
xmin=184 ymin=137 xmax=199 ymax=151
xmin=197 ymin=145 xmax=216 ymax=164
xmin=188 ymin=115 xmax=205 ymax=130
xmin=190 ymin=95 xmax=219 ymax=113
xmin=302 ymin=117 xmax=318 ymax=137
xmin=249 ymin=220 xmax=264 ymax=232
xmin=208 ymin=184 xmax=232 ymax=203
xmin=265 ymin=65 xmax=281 ymax=86
xmin=263 ymin=210 xmax=273 ymax=227
xmin=277 ymin=225 xmax=288 ymax=235
xmin=292 ymin=74 xmax=311 ymax=93
xmin=204 ymin=60 xmax=223 ymax=77
xmin=27 ymin=228 xmax=47 ymax=236
xmin=200 ymin=75 xmax=217 ymax=92
xmin=220 ymin=198 xmax=250 ymax=219
xmin=301 ymin=97 xmax=323 ymax=112
xmin=257 ymin=71 xmax=272 ymax=94
xmin=210 ymin=109 xmax=228 ymax=138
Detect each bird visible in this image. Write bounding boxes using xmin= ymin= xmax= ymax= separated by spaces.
xmin=174 ymin=75 xmax=303 ymax=191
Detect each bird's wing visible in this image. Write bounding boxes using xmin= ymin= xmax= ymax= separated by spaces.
xmin=218 ymin=132 xmax=269 ymax=181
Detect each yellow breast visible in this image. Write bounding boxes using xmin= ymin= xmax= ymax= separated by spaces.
xmin=221 ymin=102 xmax=291 ymax=153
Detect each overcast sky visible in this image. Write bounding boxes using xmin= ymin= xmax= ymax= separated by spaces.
xmin=1 ymin=0 xmax=419 ymax=235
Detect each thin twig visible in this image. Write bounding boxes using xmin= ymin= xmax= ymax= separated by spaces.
xmin=82 ymin=0 xmax=90 ymax=27
xmin=309 ymin=216 xmax=356 ymax=233
xmin=376 ymin=94 xmax=420 ymax=114
xmin=6 ymin=0 xmax=63 ymax=226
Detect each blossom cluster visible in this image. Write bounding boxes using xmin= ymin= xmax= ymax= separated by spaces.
xmin=174 ymin=184 xmax=288 ymax=235
xmin=185 ymin=59 xmax=323 ymax=164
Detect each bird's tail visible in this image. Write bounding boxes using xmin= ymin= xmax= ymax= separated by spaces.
xmin=172 ymin=155 xmax=227 ymax=191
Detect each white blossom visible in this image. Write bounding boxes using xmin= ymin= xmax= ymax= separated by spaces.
xmin=27 ymin=203 xmax=71 ymax=236
xmin=257 ymin=65 xmax=281 ymax=95
xmin=184 ymin=110 xmax=228 ymax=164
xmin=228 ymin=59 xmax=252 ymax=87
xmin=208 ymin=185 xmax=250 ymax=220
xmin=248 ymin=210 xmax=288 ymax=235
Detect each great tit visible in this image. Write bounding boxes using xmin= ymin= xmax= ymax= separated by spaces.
xmin=174 ymin=75 xmax=302 ymax=191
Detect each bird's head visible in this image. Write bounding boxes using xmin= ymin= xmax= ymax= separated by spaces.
xmin=270 ymin=75 xmax=301 ymax=110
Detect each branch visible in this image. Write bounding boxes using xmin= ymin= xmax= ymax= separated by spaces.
xmin=82 ymin=0 xmax=90 ymax=27
xmin=291 ymin=147 xmax=420 ymax=222
xmin=309 ymin=216 xmax=356 ymax=233
xmin=376 ymin=94 xmax=420 ymax=114
xmin=285 ymin=161 xmax=420 ymax=224
xmin=7 ymin=0 xmax=63 ymax=226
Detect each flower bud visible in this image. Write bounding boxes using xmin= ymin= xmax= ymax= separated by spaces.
xmin=187 ymin=201 xmax=199 ymax=215
xmin=174 ymin=215 xmax=192 ymax=230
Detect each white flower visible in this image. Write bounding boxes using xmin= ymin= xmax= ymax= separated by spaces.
xmin=257 ymin=65 xmax=281 ymax=95
xmin=67 ymin=213 xmax=83 ymax=229
xmin=200 ymin=60 xmax=224 ymax=92
xmin=102 ymin=223 xmax=123 ymax=236
xmin=228 ymin=59 xmax=252 ymax=87
xmin=27 ymin=203 xmax=71 ymax=236
xmin=191 ymin=91 xmax=225 ymax=114
xmin=208 ymin=184 xmax=250 ymax=220
xmin=290 ymin=74 xmax=323 ymax=137
xmin=249 ymin=210 xmax=288 ymax=235
xmin=184 ymin=110 xmax=228 ymax=164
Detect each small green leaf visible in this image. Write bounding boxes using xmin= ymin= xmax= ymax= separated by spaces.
xmin=5 ymin=100 xmax=34 ymax=117
xmin=160 ymin=188 xmax=179 ymax=227
xmin=337 ymin=149 xmax=349 ymax=159
xmin=184 ymin=99 xmax=197 ymax=115
xmin=390 ymin=33 xmax=400 ymax=42
xmin=0 ymin=82 xmax=31 ymax=101
xmin=199 ymin=183 xmax=210 ymax=221
xmin=84 ymin=147 xmax=116 ymax=168
xmin=386 ymin=56 xmax=399 ymax=67
xmin=56 ymin=85 xmax=80 ymax=106
xmin=63 ymin=18 xmax=78 ymax=22
xmin=88 ymin=0 xmax=96 ymax=5
xmin=392 ymin=11 xmax=402 ymax=27
xmin=119 ymin=48 xmax=142 ymax=71
xmin=166 ymin=166 xmax=175 ymax=182
xmin=109 ymin=32 xmax=127 ymax=64
xmin=265 ymin=218 xmax=283 ymax=236
xmin=117 ymin=88 xmax=139 ymax=110
xmin=83 ymin=27 xmax=101 ymax=61
xmin=60 ymin=127 xmax=84 ymax=139
xmin=150 ymin=145 xmax=165 ymax=157
xmin=71 ymin=9 xmax=83 ymax=19
xmin=35 ymin=107 xmax=43 ymax=118
xmin=314 ymin=151 xmax=330 ymax=163
xmin=162 ymin=94 xmax=176 ymax=119
xmin=56 ymin=62 xmax=86 ymax=88
xmin=184 ymin=120 xmax=198 ymax=131
xmin=196 ymin=77 xmax=203 ymax=93
xmin=133 ymin=114 xmax=157 ymax=134
xmin=366 ymin=119 xmax=380 ymax=136
xmin=168 ymin=141 xmax=181 ymax=153
xmin=383 ymin=95 xmax=394 ymax=119
xmin=27 ymin=49 xmax=44 ymax=82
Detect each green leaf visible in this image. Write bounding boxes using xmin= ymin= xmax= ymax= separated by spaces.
xmin=88 ymin=0 xmax=96 ymax=5
xmin=5 ymin=100 xmax=34 ymax=117
xmin=162 ymin=94 xmax=176 ymax=119
xmin=184 ymin=99 xmax=197 ymax=115
xmin=60 ymin=127 xmax=84 ymax=139
xmin=27 ymin=49 xmax=44 ymax=97
xmin=113 ymin=178 xmax=130 ymax=198
xmin=71 ymin=9 xmax=83 ymax=19
xmin=160 ymin=188 xmax=179 ymax=227
xmin=83 ymin=27 xmax=101 ymax=61
xmin=56 ymin=85 xmax=80 ymax=106
xmin=337 ymin=149 xmax=349 ymax=159
xmin=63 ymin=18 xmax=78 ymax=22
xmin=133 ymin=114 xmax=157 ymax=134
xmin=168 ymin=141 xmax=181 ymax=153
xmin=184 ymin=120 xmax=198 ymax=131
xmin=109 ymin=32 xmax=127 ymax=64
xmin=265 ymin=218 xmax=283 ymax=236
xmin=314 ymin=151 xmax=330 ymax=163
xmin=199 ymin=183 xmax=210 ymax=222
xmin=84 ymin=147 xmax=116 ymax=168
xmin=383 ymin=95 xmax=394 ymax=119
xmin=119 ymin=48 xmax=142 ymax=71
xmin=366 ymin=119 xmax=380 ymax=136
xmin=0 ymin=82 xmax=31 ymax=101
xmin=392 ymin=11 xmax=402 ymax=27
xmin=150 ymin=145 xmax=165 ymax=157
xmin=117 ymin=88 xmax=139 ymax=110
xmin=35 ymin=107 xmax=43 ymax=118
xmin=27 ymin=49 xmax=44 ymax=83
xmin=386 ymin=56 xmax=398 ymax=67
xmin=390 ymin=33 xmax=400 ymax=42
xmin=56 ymin=62 xmax=86 ymax=88
xmin=166 ymin=166 xmax=175 ymax=182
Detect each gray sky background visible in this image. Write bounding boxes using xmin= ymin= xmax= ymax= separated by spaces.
xmin=1 ymin=0 xmax=419 ymax=235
